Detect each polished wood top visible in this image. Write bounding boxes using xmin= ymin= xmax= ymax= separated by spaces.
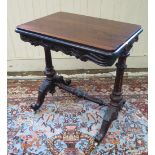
xmin=16 ymin=12 xmax=141 ymax=52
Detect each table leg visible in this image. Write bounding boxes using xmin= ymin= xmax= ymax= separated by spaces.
xmin=31 ymin=47 xmax=56 ymax=111
xmin=95 ymin=55 xmax=127 ymax=144
xmin=110 ymin=56 xmax=127 ymax=106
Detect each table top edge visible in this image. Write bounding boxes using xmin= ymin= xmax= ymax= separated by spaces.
xmin=15 ymin=27 xmax=143 ymax=57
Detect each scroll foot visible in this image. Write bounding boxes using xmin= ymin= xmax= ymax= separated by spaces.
xmin=94 ymin=105 xmax=119 ymax=144
xmin=30 ymin=79 xmax=54 ymax=112
xmin=94 ymin=120 xmax=110 ymax=144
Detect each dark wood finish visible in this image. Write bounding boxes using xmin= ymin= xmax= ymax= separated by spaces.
xmin=18 ymin=32 xmax=119 ymax=67
xmin=56 ymin=83 xmax=108 ymax=106
xmin=110 ymin=56 xmax=127 ymax=104
xmin=95 ymin=51 xmax=129 ymax=144
xmin=31 ymin=47 xmax=56 ymax=111
xmin=15 ymin=12 xmax=142 ymax=145
xmin=16 ymin=12 xmax=141 ymax=52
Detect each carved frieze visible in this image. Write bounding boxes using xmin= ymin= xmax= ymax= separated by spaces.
xmin=20 ymin=34 xmax=118 ymax=66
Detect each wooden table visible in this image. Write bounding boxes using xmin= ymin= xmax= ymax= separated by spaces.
xmin=16 ymin=12 xmax=142 ymax=144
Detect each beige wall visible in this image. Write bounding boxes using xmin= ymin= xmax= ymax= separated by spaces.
xmin=8 ymin=0 xmax=148 ymax=71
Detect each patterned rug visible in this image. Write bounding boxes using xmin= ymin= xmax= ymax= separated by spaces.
xmin=7 ymin=77 xmax=148 ymax=155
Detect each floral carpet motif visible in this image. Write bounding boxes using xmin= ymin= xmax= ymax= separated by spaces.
xmin=7 ymin=77 xmax=148 ymax=155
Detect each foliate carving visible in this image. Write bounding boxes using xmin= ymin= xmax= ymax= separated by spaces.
xmin=20 ymin=34 xmax=117 ymax=66
xmin=20 ymin=35 xmax=40 ymax=46
xmin=31 ymin=74 xmax=71 ymax=112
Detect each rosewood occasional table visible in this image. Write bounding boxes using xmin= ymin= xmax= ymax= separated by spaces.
xmin=15 ymin=12 xmax=142 ymax=144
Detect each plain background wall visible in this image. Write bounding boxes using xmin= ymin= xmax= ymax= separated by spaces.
xmin=7 ymin=0 xmax=148 ymax=72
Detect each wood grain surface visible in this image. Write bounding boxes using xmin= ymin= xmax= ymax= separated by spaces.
xmin=17 ymin=12 xmax=141 ymax=52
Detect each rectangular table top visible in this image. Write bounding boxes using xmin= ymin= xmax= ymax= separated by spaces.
xmin=16 ymin=12 xmax=142 ymax=53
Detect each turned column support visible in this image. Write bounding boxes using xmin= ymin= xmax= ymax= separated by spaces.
xmin=95 ymin=51 xmax=129 ymax=144
xmin=110 ymin=54 xmax=128 ymax=108
xmin=31 ymin=47 xmax=72 ymax=112
xmin=44 ymin=47 xmax=56 ymax=78
xmin=31 ymin=47 xmax=56 ymax=111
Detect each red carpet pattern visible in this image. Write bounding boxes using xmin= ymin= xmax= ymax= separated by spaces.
xmin=7 ymin=77 xmax=148 ymax=155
